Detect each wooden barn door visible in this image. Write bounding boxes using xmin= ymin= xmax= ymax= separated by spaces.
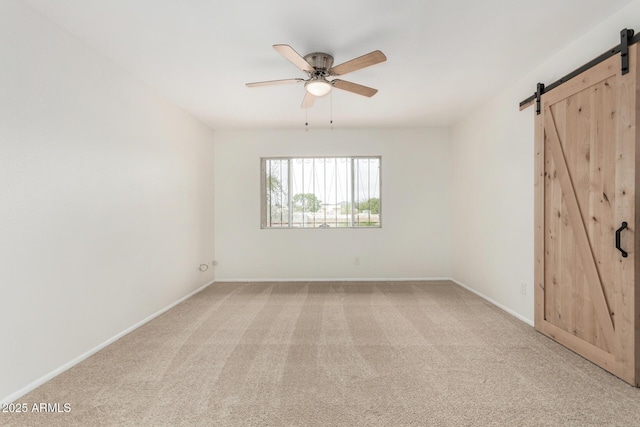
xmin=534 ymin=45 xmax=639 ymax=385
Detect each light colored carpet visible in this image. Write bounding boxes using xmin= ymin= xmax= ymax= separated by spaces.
xmin=3 ymin=280 xmax=640 ymax=426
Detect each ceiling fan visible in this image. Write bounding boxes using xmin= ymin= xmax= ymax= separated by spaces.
xmin=246 ymin=44 xmax=387 ymax=108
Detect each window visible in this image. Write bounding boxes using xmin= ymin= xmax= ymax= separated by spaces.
xmin=261 ymin=156 xmax=381 ymax=228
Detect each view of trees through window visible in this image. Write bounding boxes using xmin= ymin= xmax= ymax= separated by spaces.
xmin=262 ymin=157 xmax=381 ymax=228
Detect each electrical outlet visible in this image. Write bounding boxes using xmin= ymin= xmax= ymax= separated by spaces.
xmin=354 ymin=257 xmax=360 ymax=265
xmin=520 ymin=281 xmax=527 ymax=295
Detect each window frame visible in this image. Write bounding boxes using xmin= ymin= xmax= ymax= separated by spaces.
xmin=260 ymin=155 xmax=382 ymax=229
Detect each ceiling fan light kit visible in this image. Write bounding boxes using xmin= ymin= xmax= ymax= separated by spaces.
xmin=246 ymin=44 xmax=386 ymax=109
xmin=305 ymin=78 xmax=332 ymax=96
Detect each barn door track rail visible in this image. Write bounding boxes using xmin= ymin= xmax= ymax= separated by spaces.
xmin=520 ymin=28 xmax=639 ymax=114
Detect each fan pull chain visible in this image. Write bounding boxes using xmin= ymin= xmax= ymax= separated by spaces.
xmin=330 ymin=91 xmax=333 ymax=130
xmin=305 ymin=106 xmax=309 ymax=131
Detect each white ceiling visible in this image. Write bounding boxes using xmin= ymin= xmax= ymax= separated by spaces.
xmin=22 ymin=0 xmax=636 ymax=129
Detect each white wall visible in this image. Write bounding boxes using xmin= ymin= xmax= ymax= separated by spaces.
xmin=0 ymin=0 xmax=215 ymax=403
xmin=451 ymin=0 xmax=640 ymax=323
xmin=214 ymin=128 xmax=450 ymax=280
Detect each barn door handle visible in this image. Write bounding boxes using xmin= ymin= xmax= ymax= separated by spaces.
xmin=616 ymin=222 xmax=628 ymax=258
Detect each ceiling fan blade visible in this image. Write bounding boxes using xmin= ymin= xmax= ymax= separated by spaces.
xmin=246 ymin=78 xmax=305 ymax=87
xmin=273 ymin=44 xmax=314 ymax=72
xmin=331 ymin=79 xmax=378 ymax=97
xmin=301 ymin=92 xmax=316 ymax=108
xmin=330 ymin=50 xmax=386 ymax=76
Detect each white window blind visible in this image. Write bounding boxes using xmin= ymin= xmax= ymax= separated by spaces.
xmin=261 ymin=156 xmax=381 ymax=228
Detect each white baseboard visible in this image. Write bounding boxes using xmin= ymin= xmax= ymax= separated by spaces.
xmin=1 ymin=279 xmax=215 ymax=405
xmin=449 ymin=278 xmax=534 ymax=326
xmin=214 ymin=277 xmax=453 ymax=282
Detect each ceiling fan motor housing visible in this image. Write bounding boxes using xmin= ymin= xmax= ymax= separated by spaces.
xmin=304 ymin=52 xmax=334 ymax=76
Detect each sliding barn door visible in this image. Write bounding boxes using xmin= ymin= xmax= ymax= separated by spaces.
xmin=534 ymin=45 xmax=639 ymax=385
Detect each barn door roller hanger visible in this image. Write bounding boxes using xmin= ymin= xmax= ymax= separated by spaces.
xmin=520 ymin=28 xmax=638 ymax=114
